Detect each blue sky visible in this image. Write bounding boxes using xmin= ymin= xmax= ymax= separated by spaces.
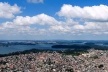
xmin=0 ymin=0 xmax=108 ymax=40
xmin=1 ymin=0 xmax=108 ymax=16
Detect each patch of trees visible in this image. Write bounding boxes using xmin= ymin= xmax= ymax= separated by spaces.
xmin=52 ymin=44 xmax=91 ymax=50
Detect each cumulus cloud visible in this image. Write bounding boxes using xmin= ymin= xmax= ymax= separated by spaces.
xmin=0 ymin=13 xmax=108 ymax=36
xmin=49 ymin=25 xmax=71 ymax=33
xmin=0 ymin=2 xmax=21 ymax=19
xmin=0 ymin=13 xmax=61 ymax=35
xmin=13 ymin=13 xmax=59 ymax=26
xmin=0 ymin=4 xmax=108 ymax=39
xmin=57 ymin=4 xmax=108 ymax=21
xmin=72 ymin=21 xmax=108 ymax=35
xmin=27 ymin=0 xmax=43 ymax=3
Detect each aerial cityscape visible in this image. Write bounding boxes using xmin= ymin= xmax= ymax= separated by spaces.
xmin=0 ymin=0 xmax=108 ymax=72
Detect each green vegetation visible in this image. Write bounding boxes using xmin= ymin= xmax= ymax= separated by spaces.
xmin=60 ymin=50 xmax=88 ymax=56
xmin=0 ymin=49 xmax=88 ymax=57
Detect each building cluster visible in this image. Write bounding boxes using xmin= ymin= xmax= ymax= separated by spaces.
xmin=0 ymin=49 xmax=108 ymax=72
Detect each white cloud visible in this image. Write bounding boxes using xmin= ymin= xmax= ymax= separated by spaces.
xmin=72 ymin=22 xmax=108 ymax=35
xmin=13 ymin=13 xmax=59 ymax=26
xmin=55 ymin=4 xmax=108 ymax=35
xmin=73 ymin=24 xmax=84 ymax=30
xmin=0 ymin=2 xmax=21 ymax=19
xmin=57 ymin=4 xmax=108 ymax=21
xmin=27 ymin=0 xmax=43 ymax=3
xmin=0 ymin=4 xmax=108 ymax=39
xmin=0 ymin=13 xmax=108 ymax=36
xmin=0 ymin=13 xmax=61 ymax=35
xmin=49 ymin=25 xmax=71 ymax=33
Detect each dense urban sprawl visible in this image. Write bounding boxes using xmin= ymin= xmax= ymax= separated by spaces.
xmin=0 ymin=49 xmax=108 ymax=72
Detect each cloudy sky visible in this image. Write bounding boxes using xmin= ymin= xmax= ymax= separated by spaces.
xmin=0 ymin=0 xmax=108 ymax=40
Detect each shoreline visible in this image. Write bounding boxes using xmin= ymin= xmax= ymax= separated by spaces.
xmin=0 ymin=48 xmax=89 ymax=57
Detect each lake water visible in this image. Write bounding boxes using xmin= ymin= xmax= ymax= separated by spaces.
xmin=0 ymin=40 xmax=108 ymax=54
xmin=0 ymin=44 xmax=53 ymax=54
